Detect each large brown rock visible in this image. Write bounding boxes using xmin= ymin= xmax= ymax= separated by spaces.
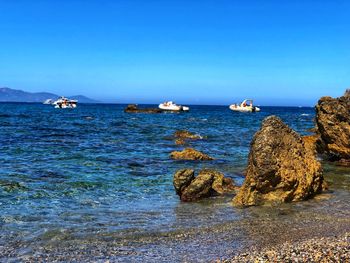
xmin=174 ymin=169 xmax=236 ymax=202
xmin=302 ymin=135 xmax=319 ymax=154
xmin=170 ymin=148 xmax=214 ymax=161
xmin=315 ymin=92 xmax=350 ymax=163
xmin=233 ymin=116 xmax=324 ymax=207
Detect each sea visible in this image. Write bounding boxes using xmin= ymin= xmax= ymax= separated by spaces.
xmin=0 ymin=103 xmax=350 ymax=262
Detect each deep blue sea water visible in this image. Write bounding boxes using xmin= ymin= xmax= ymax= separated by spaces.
xmin=2 ymin=103 xmax=346 ymax=260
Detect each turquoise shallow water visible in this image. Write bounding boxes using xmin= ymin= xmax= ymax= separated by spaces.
xmin=2 ymin=102 xmax=343 ymax=260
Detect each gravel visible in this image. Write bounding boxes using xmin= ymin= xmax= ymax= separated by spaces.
xmin=228 ymin=232 xmax=350 ymax=263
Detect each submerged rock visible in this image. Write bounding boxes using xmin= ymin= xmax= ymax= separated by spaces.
xmin=175 ymin=138 xmax=186 ymax=145
xmin=173 ymin=130 xmax=203 ymax=145
xmin=233 ymin=116 xmax=325 ymax=207
xmin=170 ymin=148 xmax=214 ymax=161
xmin=124 ymin=104 xmax=163 ymax=114
xmin=174 ymin=130 xmax=202 ymax=140
xmin=0 ymin=180 xmax=27 ymax=192
xmin=315 ymin=91 xmax=350 ymax=164
xmin=174 ymin=168 xmax=236 ymax=201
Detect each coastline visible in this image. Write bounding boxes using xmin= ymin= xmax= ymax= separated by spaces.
xmin=2 ymin=176 xmax=350 ymax=262
xmin=229 ymin=232 xmax=350 ymax=262
xmin=3 ymin=205 xmax=349 ymax=262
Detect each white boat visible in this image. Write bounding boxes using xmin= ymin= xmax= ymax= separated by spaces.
xmin=229 ymin=99 xmax=260 ymax=112
xmin=43 ymin=99 xmax=54 ymax=105
xmin=53 ymin=96 xmax=78 ymax=109
xmin=159 ymin=101 xmax=189 ymax=111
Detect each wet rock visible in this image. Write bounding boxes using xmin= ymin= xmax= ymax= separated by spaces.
xmin=174 ymin=130 xmax=202 ymax=140
xmin=306 ymin=127 xmax=317 ymax=134
xmin=180 ymin=173 xmax=214 ymax=201
xmin=204 ymin=169 xmax=237 ymax=194
xmin=124 ymin=104 xmax=163 ymax=114
xmin=0 ymin=180 xmax=27 ymax=192
xmin=337 ymin=159 xmax=350 ymax=167
xmin=315 ymin=91 xmax=350 ymax=164
xmin=174 ymin=169 xmax=236 ymax=201
xmin=233 ymin=116 xmax=324 ymax=207
xmin=170 ymin=148 xmax=214 ymax=161
xmin=173 ymin=130 xmax=203 ymax=145
xmin=173 ymin=169 xmax=195 ymax=195
xmin=175 ymin=138 xmax=186 ymax=145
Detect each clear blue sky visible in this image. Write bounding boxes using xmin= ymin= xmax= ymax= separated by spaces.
xmin=0 ymin=0 xmax=349 ymax=106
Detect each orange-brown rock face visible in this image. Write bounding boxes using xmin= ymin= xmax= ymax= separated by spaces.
xmin=170 ymin=148 xmax=214 ymax=161
xmin=174 ymin=169 xmax=237 ymax=202
xmin=233 ymin=116 xmax=324 ymax=207
xmin=315 ymin=91 xmax=350 ymax=164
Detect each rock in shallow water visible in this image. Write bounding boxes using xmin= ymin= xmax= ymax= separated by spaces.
xmin=315 ymin=91 xmax=350 ymax=164
xmin=173 ymin=130 xmax=202 ymax=145
xmin=174 ymin=130 xmax=202 ymax=140
xmin=174 ymin=169 xmax=236 ymax=201
xmin=233 ymin=116 xmax=325 ymax=207
xmin=124 ymin=104 xmax=163 ymax=113
xmin=173 ymin=169 xmax=195 ymax=195
xmin=170 ymin=148 xmax=214 ymax=161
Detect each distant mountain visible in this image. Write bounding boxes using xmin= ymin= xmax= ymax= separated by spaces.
xmin=69 ymin=95 xmax=99 ymax=103
xmin=0 ymin=87 xmax=99 ymax=103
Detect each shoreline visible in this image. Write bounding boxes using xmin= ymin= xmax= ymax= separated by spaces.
xmin=2 ymin=196 xmax=350 ymax=262
xmin=229 ymin=232 xmax=350 ymax=262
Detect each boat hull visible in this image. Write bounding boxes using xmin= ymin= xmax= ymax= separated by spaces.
xmin=229 ymin=105 xmax=260 ymax=112
xmin=54 ymin=104 xmax=77 ymax=109
xmin=158 ymin=104 xmax=189 ymax=111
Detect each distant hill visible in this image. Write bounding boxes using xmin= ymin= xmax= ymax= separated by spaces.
xmin=0 ymin=87 xmax=99 ymax=103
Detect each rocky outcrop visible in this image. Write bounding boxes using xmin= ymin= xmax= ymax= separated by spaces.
xmin=124 ymin=104 xmax=163 ymax=113
xmin=233 ymin=116 xmax=325 ymax=207
xmin=174 ymin=168 xmax=236 ymax=201
xmin=173 ymin=169 xmax=195 ymax=195
xmin=344 ymin=89 xmax=350 ymax=97
xmin=315 ymin=91 xmax=350 ymax=164
xmin=302 ymin=135 xmax=319 ymax=154
xmin=174 ymin=130 xmax=202 ymax=145
xmin=170 ymin=148 xmax=214 ymax=160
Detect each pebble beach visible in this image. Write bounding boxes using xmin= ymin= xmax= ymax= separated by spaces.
xmin=229 ymin=233 xmax=350 ymax=263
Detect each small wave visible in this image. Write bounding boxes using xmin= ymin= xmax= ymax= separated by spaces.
xmin=301 ymin=114 xmax=310 ymax=116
